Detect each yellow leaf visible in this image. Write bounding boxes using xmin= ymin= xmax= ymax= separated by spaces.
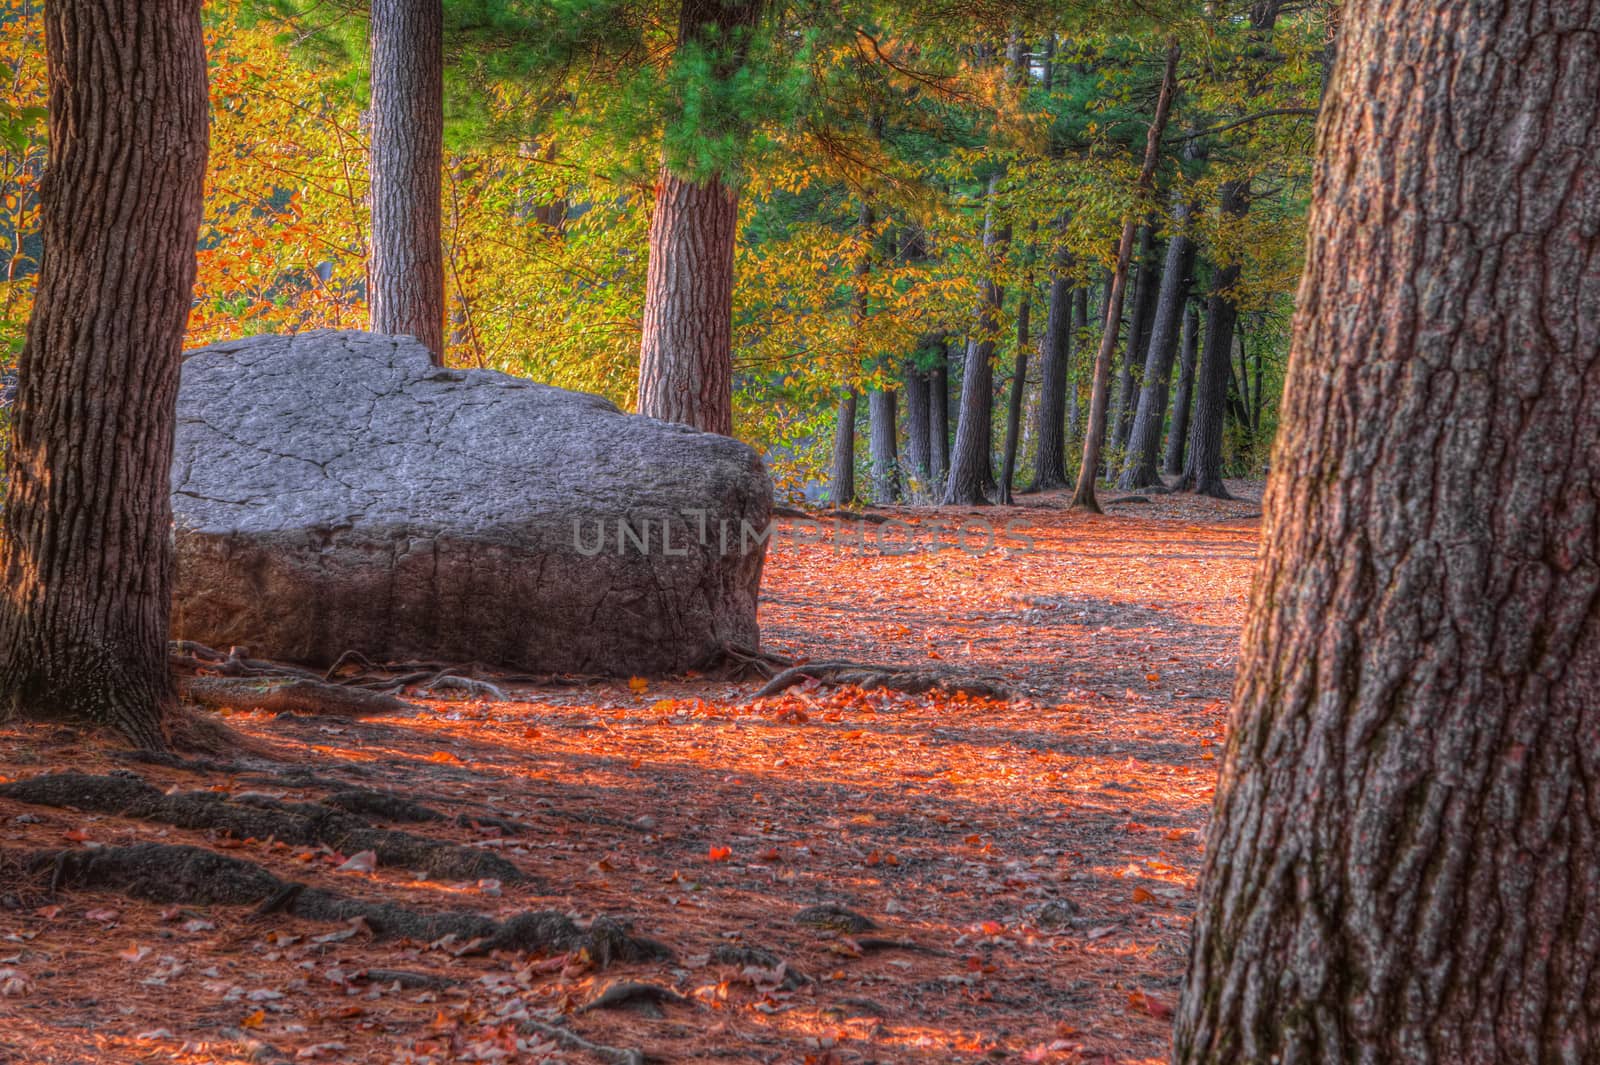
xmin=240 ymin=1009 xmax=266 ymax=1029
xmin=628 ymin=676 xmax=649 ymax=693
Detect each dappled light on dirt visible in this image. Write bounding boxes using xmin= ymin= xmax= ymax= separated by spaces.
xmin=0 ymin=489 xmax=1259 ymax=1064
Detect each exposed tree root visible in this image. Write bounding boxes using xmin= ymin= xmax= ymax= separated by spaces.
xmin=15 ymin=842 xmax=670 ymax=964
xmin=181 ymin=675 xmax=421 ymax=718
xmin=717 ymin=643 xmax=797 ymax=681
xmin=794 ymin=903 xmax=878 ymax=933
xmin=520 ymin=1018 xmax=646 ymax=1065
xmin=772 ymin=504 xmax=893 ymax=524
xmin=754 ymin=662 xmax=1011 ymax=701
xmin=0 ymin=772 xmax=523 ymax=884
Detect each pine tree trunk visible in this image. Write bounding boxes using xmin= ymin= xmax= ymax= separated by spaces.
xmin=1178 ymin=194 xmax=1245 ymax=499
xmin=868 ymin=390 xmax=900 ymax=503
xmin=1072 ymin=42 xmax=1180 ymax=512
xmin=1163 ymin=301 xmax=1199 ymax=476
xmin=943 ymin=177 xmax=1009 ymax=506
xmin=1111 ymin=222 xmax=1159 ymax=455
xmin=636 ymin=170 xmax=738 ymax=435
xmin=929 ymin=339 xmax=950 ymax=485
xmin=1066 ymin=287 xmax=1087 ymax=444
xmin=997 ymin=293 xmax=1031 ymax=504
xmin=903 ymin=359 xmax=931 ymax=492
xmin=369 ymin=0 xmax=444 ymax=362
xmin=1175 ymin=2 xmax=1600 ymax=1059
xmin=1119 ymin=203 xmax=1195 ymax=490
xmin=0 ymin=0 xmax=209 ymax=749
xmin=828 ymin=390 xmax=857 ymax=506
xmin=636 ymin=0 xmax=763 ymax=436
xmin=1032 ymin=248 xmax=1074 ymax=490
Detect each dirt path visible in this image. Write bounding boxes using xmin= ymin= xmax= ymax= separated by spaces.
xmin=0 ymin=486 xmax=1261 ymax=1064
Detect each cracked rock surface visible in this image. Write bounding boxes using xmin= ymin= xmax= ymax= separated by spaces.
xmin=171 ymin=331 xmax=771 ymax=675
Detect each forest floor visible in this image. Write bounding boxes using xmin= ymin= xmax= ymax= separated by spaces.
xmin=0 ymin=483 xmax=1263 ymax=1065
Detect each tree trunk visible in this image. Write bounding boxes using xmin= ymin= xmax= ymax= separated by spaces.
xmin=929 ymin=338 xmax=950 ymax=485
xmin=1111 ymin=222 xmax=1159 ymax=455
xmin=636 ymin=171 xmax=738 ymax=435
xmin=1178 ymin=192 xmax=1245 ymax=499
xmin=369 ymin=0 xmax=444 ymax=362
xmin=828 ymin=390 xmax=857 ymax=505
xmin=1118 ymin=200 xmax=1196 ymax=490
xmin=0 ymin=0 xmax=209 ymax=749
xmin=868 ymin=389 xmax=900 ymax=503
xmin=1071 ymin=42 xmax=1180 ymax=512
xmin=1066 ymin=287 xmax=1087 ymax=444
xmin=903 ymin=358 xmax=931 ymax=491
xmin=635 ymin=0 xmax=764 ymax=436
xmin=943 ymin=176 xmax=1009 ymax=506
xmin=997 ymin=289 xmax=1031 ymax=504
xmin=1031 ymin=247 xmax=1074 ymax=490
xmin=1175 ymin=2 xmax=1600 ymax=1061
xmin=1163 ymin=300 xmax=1199 ymax=476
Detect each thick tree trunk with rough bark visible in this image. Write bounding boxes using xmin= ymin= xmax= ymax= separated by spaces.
xmin=636 ymin=172 xmax=739 ymax=434
xmin=944 ymin=178 xmax=1009 ymax=506
xmin=635 ymin=0 xmax=763 ymax=435
xmin=1163 ymin=301 xmax=1199 ymax=476
xmin=1032 ymin=248 xmax=1074 ymax=490
xmin=828 ymin=391 xmax=857 ymax=505
xmin=903 ymin=359 xmax=931 ymax=490
xmin=868 ymin=390 xmax=900 ymax=503
xmin=1119 ymin=200 xmax=1196 ymax=489
xmin=0 ymin=0 xmax=209 ymax=749
xmin=1174 ymin=3 xmax=1600 ymax=1060
xmin=929 ymin=339 xmax=950 ymax=485
xmin=1072 ymin=42 xmax=1179 ymax=512
xmin=369 ymin=0 xmax=444 ymax=362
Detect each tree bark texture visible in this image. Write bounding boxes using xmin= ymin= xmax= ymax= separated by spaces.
xmin=929 ymin=338 xmax=950 ymax=486
xmin=1071 ymin=42 xmax=1180 ymax=512
xmin=1174 ymin=3 xmax=1600 ymax=1061
xmin=0 ymin=0 xmax=209 ymax=749
xmin=1119 ymin=199 xmax=1196 ymax=490
xmin=997 ymin=291 xmax=1031 ymax=504
xmin=827 ymin=390 xmax=857 ymax=506
xmin=1032 ymin=248 xmax=1075 ymax=490
xmin=1179 ymin=197 xmax=1245 ymax=499
xmin=1066 ymin=287 xmax=1087 ymax=443
xmin=1111 ymin=222 xmax=1159 ymax=454
xmin=635 ymin=0 xmax=764 ymax=436
xmin=1164 ymin=300 xmax=1200 ymax=476
xmin=943 ymin=177 xmax=1009 ymax=506
xmin=636 ymin=171 xmax=739 ymax=435
xmin=903 ymin=359 xmax=931 ymax=489
xmin=868 ymin=389 xmax=900 ymax=503
xmin=369 ymin=0 xmax=445 ymax=362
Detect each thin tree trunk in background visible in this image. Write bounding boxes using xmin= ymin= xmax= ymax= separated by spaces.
xmin=997 ymin=280 xmax=1032 ymax=504
xmin=1072 ymin=41 xmax=1179 ymax=513
xmin=1066 ymin=287 xmax=1087 ymax=443
xmin=1164 ymin=301 xmax=1200 ymax=476
xmin=1119 ymin=196 xmax=1196 ymax=489
xmin=903 ymin=358 xmax=931 ymax=491
xmin=1175 ymin=1 xmax=1600 ymax=1058
xmin=369 ymin=0 xmax=444 ymax=361
xmin=944 ymin=176 xmax=1010 ymax=506
xmin=636 ymin=0 xmax=763 ymax=435
xmin=828 ymin=391 xmax=857 ymax=505
xmin=1031 ymin=246 xmax=1074 ymax=490
xmin=929 ymin=337 xmax=950 ymax=485
xmin=868 ymin=389 xmax=900 ymax=503
xmin=1179 ymin=185 xmax=1245 ymax=499
xmin=0 ymin=0 xmax=209 ymax=749
xmin=1111 ymin=222 xmax=1159 ymax=455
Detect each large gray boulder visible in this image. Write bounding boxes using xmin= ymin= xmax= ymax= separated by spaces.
xmin=171 ymin=331 xmax=771 ymax=676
